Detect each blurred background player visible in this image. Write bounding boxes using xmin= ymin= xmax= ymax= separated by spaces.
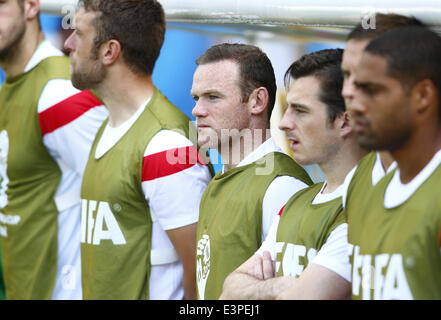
xmin=220 ymin=49 xmax=365 ymax=300
xmin=65 ymin=0 xmax=213 ymax=299
xmin=348 ymin=26 xmax=441 ymax=299
xmin=191 ymin=43 xmax=313 ymax=300
xmin=0 ymin=0 xmax=107 ymax=299
xmin=341 ymin=13 xmax=424 ymax=190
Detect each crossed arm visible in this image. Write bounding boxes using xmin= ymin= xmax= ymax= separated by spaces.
xmin=219 ymin=250 xmax=351 ymax=300
xmin=219 ymin=251 xmax=295 ymax=300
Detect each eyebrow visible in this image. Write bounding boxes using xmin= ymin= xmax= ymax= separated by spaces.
xmin=288 ymin=102 xmax=309 ymax=111
xmin=353 ymin=80 xmax=383 ymax=89
xmin=191 ymin=89 xmax=223 ymax=97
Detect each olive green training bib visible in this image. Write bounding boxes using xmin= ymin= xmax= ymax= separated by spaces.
xmin=196 ymin=152 xmax=313 ymax=299
xmin=276 ymin=183 xmax=345 ymax=277
xmin=81 ymin=88 xmax=210 ymax=299
xmin=347 ymin=155 xmax=441 ymax=299
xmin=0 ymin=56 xmax=69 ymax=299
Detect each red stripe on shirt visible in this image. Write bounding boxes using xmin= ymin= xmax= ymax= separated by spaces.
xmin=142 ymin=146 xmax=207 ymax=181
xmin=39 ymin=90 xmax=103 ymax=136
xmin=278 ymin=204 xmax=286 ymax=216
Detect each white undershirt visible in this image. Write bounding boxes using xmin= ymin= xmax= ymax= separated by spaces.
xmin=95 ymin=98 xmax=150 ymax=159
xmin=384 ymin=148 xmax=441 ymax=208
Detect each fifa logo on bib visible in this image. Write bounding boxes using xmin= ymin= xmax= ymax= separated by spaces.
xmin=196 ymin=234 xmax=210 ymax=299
xmin=0 ymin=130 xmax=10 ymax=209
xmin=81 ymin=199 xmax=126 ymax=245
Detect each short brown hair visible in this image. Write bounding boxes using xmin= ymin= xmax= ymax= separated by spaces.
xmin=196 ymin=43 xmax=277 ymax=122
xmin=80 ymin=0 xmax=165 ymax=76
xmin=285 ymin=49 xmax=345 ymax=123
xmin=365 ymin=26 xmax=441 ymax=118
xmin=347 ymin=13 xmax=424 ymax=41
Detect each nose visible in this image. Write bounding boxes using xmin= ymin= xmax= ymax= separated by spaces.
xmin=342 ymin=76 xmax=366 ymax=116
xmin=278 ymin=108 xmax=294 ymax=132
xmin=192 ymin=100 xmax=207 ymax=119
xmin=342 ymin=76 xmax=355 ymax=101
xmin=348 ymin=88 xmax=368 ymax=117
xmin=64 ymin=31 xmax=75 ymax=53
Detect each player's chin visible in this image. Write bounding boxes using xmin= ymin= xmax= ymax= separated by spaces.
xmin=197 ymin=135 xmax=215 ymax=150
xmin=357 ymin=134 xmax=380 ymax=151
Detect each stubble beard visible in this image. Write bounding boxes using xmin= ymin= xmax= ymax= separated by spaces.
xmin=71 ymin=55 xmax=106 ymax=91
xmin=0 ymin=20 xmax=26 ymax=64
xmin=357 ymin=127 xmax=410 ymax=152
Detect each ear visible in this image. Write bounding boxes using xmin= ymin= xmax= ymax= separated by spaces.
xmin=411 ymin=79 xmax=437 ymax=116
xmin=101 ymin=40 xmax=122 ymax=67
xmin=24 ymin=0 xmax=40 ymax=20
xmin=338 ymin=111 xmax=353 ymax=138
xmin=249 ymin=87 xmax=269 ymax=116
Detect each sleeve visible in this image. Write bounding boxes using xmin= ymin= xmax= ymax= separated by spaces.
xmin=256 ymin=215 xmax=280 ymax=260
xmin=261 ymin=176 xmax=309 ymax=241
xmin=141 ymin=129 xmax=212 ymax=230
xmin=38 ymin=79 xmax=108 ymax=175
xmin=310 ymin=223 xmax=351 ymax=282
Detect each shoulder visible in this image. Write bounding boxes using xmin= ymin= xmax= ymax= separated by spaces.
xmin=147 ymin=89 xmax=191 ymax=127
xmin=145 ymin=130 xmax=195 ymax=156
xmin=38 ymin=79 xmax=80 ymax=113
xmin=38 ymin=86 xmax=104 ymax=136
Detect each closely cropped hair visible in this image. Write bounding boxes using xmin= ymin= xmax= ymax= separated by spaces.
xmin=196 ymin=43 xmax=277 ymax=122
xmin=347 ymin=13 xmax=424 ymax=41
xmin=365 ymin=26 xmax=441 ymax=117
xmin=80 ymin=0 xmax=165 ymax=76
xmin=284 ymin=49 xmax=345 ymax=123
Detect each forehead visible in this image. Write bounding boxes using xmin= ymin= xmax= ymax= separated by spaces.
xmin=354 ymin=52 xmax=389 ymax=82
xmin=342 ymin=39 xmax=370 ymax=70
xmin=192 ymin=60 xmax=241 ymax=91
xmin=286 ymin=75 xmax=323 ymax=105
xmin=74 ymin=6 xmax=97 ymax=32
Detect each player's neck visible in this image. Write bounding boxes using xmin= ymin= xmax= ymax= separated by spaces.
xmin=391 ymin=124 xmax=441 ymax=184
xmin=221 ymin=129 xmax=271 ymax=172
xmin=0 ymin=27 xmax=44 ymax=79
xmin=97 ymin=71 xmax=155 ymax=128
xmin=321 ymin=141 xmax=367 ymax=193
xmin=378 ymin=151 xmax=394 ymax=172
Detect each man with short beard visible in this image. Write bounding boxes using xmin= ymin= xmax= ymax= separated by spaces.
xmin=347 ymin=25 xmax=441 ymax=300
xmin=64 ymin=0 xmax=213 ymax=299
xmin=0 ymin=0 xmax=108 ymax=299
xmin=340 ymin=14 xmax=424 ymax=200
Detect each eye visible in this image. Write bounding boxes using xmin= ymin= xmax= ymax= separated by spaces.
xmin=291 ymin=105 xmax=306 ymax=114
xmin=192 ymin=96 xmax=199 ymax=102
xmin=208 ymin=95 xmax=218 ymax=101
xmin=355 ymin=83 xmax=377 ymax=96
xmin=361 ymin=85 xmax=376 ymax=96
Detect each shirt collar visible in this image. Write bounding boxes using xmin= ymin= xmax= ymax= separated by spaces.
xmin=222 ymin=137 xmax=282 ymax=173
xmin=24 ymin=40 xmax=64 ymax=73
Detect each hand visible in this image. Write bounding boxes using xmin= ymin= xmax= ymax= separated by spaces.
xmin=248 ymin=251 xmax=275 ymax=280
